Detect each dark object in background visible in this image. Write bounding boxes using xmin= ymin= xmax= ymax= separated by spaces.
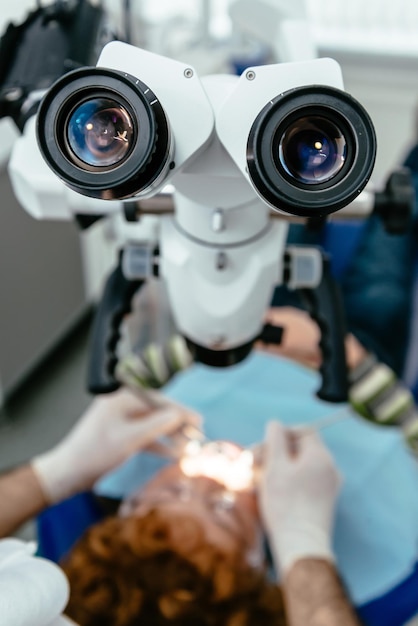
xmin=0 ymin=0 xmax=115 ymax=131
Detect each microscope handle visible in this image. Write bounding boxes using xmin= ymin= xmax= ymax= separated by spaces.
xmin=300 ymin=257 xmax=349 ymax=403
xmin=87 ymin=258 xmax=143 ymax=394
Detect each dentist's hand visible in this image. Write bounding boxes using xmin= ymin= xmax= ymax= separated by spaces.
xmin=258 ymin=420 xmax=342 ymax=576
xmin=31 ymin=388 xmax=201 ymax=503
xmin=0 ymin=538 xmax=70 ymax=625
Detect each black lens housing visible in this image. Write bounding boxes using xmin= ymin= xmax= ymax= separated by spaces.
xmin=247 ymin=85 xmax=376 ymax=218
xmin=36 ymin=67 xmax=171 ymax=200
xmin=185 ymin=338 xmax=254 ymax=368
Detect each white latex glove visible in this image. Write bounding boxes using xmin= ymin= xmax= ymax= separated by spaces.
xmin=0 ymin=538 xmax=70 ymax=626
xmin=31 ymin=387 xmax=201 ymax=504
xmin=51 ymin=618 xmax=77 ymax=625
xmin=258 ymin=420 xmax=342 ymax=576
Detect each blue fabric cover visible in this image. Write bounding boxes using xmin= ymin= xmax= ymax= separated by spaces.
xmin=37 ymin=491 xmax=103 ymax=563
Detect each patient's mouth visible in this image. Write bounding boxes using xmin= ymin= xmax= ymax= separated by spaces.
xmin=180 ymin=440 xmax=255 ymax=491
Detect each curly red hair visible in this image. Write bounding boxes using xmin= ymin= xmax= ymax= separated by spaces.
xmin=62 ymin=508 xmax=286 ymax=626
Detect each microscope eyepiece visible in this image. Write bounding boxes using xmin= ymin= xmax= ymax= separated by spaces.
xmin=246 ymin=85 xmax=376 ymax=217
xmin=36 ymin=67 xmax=172 ymax=199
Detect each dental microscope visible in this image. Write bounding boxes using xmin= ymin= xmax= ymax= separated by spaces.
xmin=0 ymin=0 xmax=412 ymax=406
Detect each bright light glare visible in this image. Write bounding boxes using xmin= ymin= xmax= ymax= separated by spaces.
xmin=180 ymin=441 xmax=255 ymax=491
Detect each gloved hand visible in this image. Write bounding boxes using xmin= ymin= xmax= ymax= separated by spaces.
xmin=0 ymin=538 xmax=70 ymax=626
xmin=31 ymin=387 xmax=201 ymax=504
xmin=258 ymin=420 xmax=342 ymax=576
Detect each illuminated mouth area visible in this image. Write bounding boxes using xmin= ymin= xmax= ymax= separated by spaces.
xmin=180 ymin=440 xmax=255 ymax=491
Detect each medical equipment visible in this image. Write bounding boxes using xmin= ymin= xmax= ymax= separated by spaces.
xmin=1 ymin=0 xmax=412 ymax=406
xmin=11 ymin=41 xmax=377 ymax=402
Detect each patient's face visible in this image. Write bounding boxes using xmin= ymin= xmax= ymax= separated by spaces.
xmin=119 ymin=443 xmax=263 ymax=568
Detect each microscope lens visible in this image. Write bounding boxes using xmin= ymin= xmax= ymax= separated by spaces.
xmin=278 ymin=116 xmax=346 ymax=184
xmin=246 ymin=84 xmax=376 ymax=217
xmin=67 ymin=98 xmax=134 ymax=167
xmin=37 ymin=66 xmax=172 ymax=199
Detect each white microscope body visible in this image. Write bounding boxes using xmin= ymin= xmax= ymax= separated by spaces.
xmin=8 ymin=39 xmax=376 ymax=397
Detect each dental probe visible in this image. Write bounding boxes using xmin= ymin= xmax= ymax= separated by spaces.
xmin=114 ymin=353 xmax=208 ymax=458
xmin=250 ymin=407 xmax=352 ymax=466
xmin=173 ymin=409 xmax=350 ymax=480
xmin=295 ymin=406 xmax=351 ymax=437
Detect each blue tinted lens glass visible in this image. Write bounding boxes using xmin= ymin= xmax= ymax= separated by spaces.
xmin=67 ymin=98 xmax=134 ymax=167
